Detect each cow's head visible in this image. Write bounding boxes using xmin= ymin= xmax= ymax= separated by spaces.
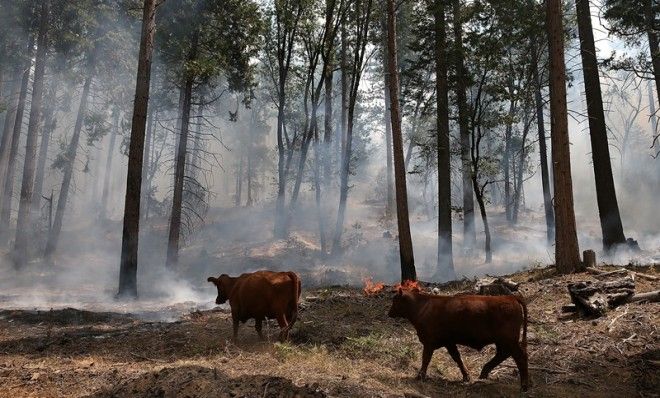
xmin=388 ymin=287 xmax=415 ymax=319
xmin=207 ymin=274 xmax=231 ymax=305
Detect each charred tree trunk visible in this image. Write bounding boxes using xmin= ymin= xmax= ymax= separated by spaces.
xmin=323 ymin=0 xmax=335 ymax=186
xmin=575 ymin=0 xmax=626 ymax=250
xmin=118 ymin=0 xmax=157 ymax=298
xmin=166 ymin=31 xmax=198 ymax=269
xmin=532 ymin=41 xmax=555 ymax=244
xmin=44 ymin=53 xmax=96 ymax=258
xmin=0 ymin=36 xmax=34 ymax=236
xmin=546 ymin=0 xmax=581 ymax=273
xmin=100 ymin=107 xmax=120 ymax=220
xmin=434 ymin=0 xmax=455 ymax=279
xmin=340 ymin=24 xmax=348 ymax=167
xmin=387 ymin=0 xmax=416 ymax=281
xmin=453 ymin=0 xmax=475 ymax=250
xmin=13 ymin=0 xmax=50 ymax=266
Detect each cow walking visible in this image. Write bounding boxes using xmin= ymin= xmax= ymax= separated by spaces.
xmin=388 ymin=288 xmax=529 ymax=391
xmin=207 ymin=270 xmax=301 ymax=342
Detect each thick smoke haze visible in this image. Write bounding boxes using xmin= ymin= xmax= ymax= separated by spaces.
xmin=0 ymin=1 xmax=658 ymax=317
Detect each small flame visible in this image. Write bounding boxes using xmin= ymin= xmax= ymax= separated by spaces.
xmin=394 ymin=279 xmax=421 ymax=292
xmin=363 ymin=277 xmax=385 ymax=296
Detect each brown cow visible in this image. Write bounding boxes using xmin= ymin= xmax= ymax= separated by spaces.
xmin=388 ymin=288 xmax=529 ymax=391
xmin=207 ymin=270 xmax=301 ymax=342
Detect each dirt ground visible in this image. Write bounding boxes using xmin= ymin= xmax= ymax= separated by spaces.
xmin=0 ymin=265 xmax=657 ymax=398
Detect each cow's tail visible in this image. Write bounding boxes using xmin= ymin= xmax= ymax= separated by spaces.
xmin=287 ymin=271 xmax=301 ymax=326
xmin=514 ymin=294 xmax=528 ymax=351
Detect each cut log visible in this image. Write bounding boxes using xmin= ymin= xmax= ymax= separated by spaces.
xmin=586 ymin=266 xmax=659 ymax=281
xmin=583 ymin=249 xmax=596 ymax=269
xmin=567 ymin=277 xmax=635 ymax=316
xmin=475 ymin=277 xmax=519 ymax=295
xmin=627 ymin=290 xmax=660 ymax=303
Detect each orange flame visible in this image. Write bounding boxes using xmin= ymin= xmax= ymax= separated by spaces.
xmin=363 ymin=277 xmax=385 ymax=296
xmin=393 ymin=279 xmax=421 ymax=292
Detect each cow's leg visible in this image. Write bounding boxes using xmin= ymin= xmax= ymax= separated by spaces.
xmin=255 ymin=318 xmax=265 ymax=341
xmin=276 ymin=313 xmax=289 ymax=342
xmin=510 ymin=345 xmax=530 ymax=391
xmin=232 ymin=318 xmax=240 ymax=342
xmin=445 ymin=344 xmax=471 ymax=382
xmin=416 ymin=345 xmax=434 ymax=380
xmin=479 ymin=345 xmax=509 ymax=380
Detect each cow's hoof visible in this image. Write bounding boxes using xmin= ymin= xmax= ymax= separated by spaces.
xmin=415 ymin=373 xmax=427 ymax=381
xmin=462 ymin=376 xmax=472 ymax=383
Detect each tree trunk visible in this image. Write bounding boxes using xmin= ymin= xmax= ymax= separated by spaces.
xmin=381 ymin=9 xmax=395 ymax=219
xmin=649 ymin=80 xmax=658 ymax=137
xmin=0 ymin=36 xmax=34 ymax=236
xmin=512 ymin=108 xmax=530 ymax=224
xmin=453 ymin=0 xmax=475 ymax=250
xmin=32 ymin=76 xmax=60 ymax=216
xmin=166 ymin=31 xmax=198 ymax=269
xmin=340 ymin=24 xmax=348 ymax=165
xmin=141 ymin=104 xmax=154 ymax=220
xmin=575 ymin=0 xmax=626 ymax=250
xmin=313 ymin=124 xmax=327 ymax=253
xmin=503 ymin=71 xmax=517 ymax=223
xmin=246 ymin=110 xmax=254 ymax=207
xmin=0 ymin=65 xmax=22 ymax=214
xmin=44 ymin=56 xmax=95 ymax=258
xmin=100 ymin=107 xmax=120 ymax=220
xmin=118 ymin=0 xmax=157 ymax=298
xmin=386 ymin=0 xmax=416 ymax=281
xmin=13 ymin=0 xmax=50 ymax=266
xmin=532 ymin=40 xmax=555 ymax=244
xmin=434 ymin=0 xmax=455 ymax=279
xmin=235 ymin=153 xmax=243 ymax=207
xmin=323 ymin=0 xmax=334 ymax=186
xmin=546 ymin=0 xmax=581 ymax=274
xmin=646 ymin=0 xmax=660 ymax=107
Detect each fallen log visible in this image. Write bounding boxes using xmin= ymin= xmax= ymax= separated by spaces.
xmin=585 ymin=266 xmax=659 ymax=281
xmin=627 ymin=290 xmax=660 ymax=303
xmin=475 ymin=277 xmax=519 ymax=295
xmin=568 ymin=277 xmax=635 ymax=316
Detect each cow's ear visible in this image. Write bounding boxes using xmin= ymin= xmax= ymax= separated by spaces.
xmin=207 ymin=276 xmax=217 ymax=284
xmin=397 ymin=287 xmax=403 ymax=296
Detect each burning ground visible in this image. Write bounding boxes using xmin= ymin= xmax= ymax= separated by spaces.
xmin=0 ymin=265 xmax=657 ymax=398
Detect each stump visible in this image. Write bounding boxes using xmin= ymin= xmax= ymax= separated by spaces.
xmin=583 ymin=249 xmax=596 ymax=269
xmin=568 ymin=277 xmax=635 ymax=316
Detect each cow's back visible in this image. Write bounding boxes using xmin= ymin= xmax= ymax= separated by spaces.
xmin=230 ymin=271 xmax=299 ymax=322
xmin=419 ymin=294 xmax=524 ymax=349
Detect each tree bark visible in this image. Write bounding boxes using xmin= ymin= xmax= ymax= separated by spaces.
xmin=0 ymin=65 xmax=22 ymax=213
xmin=386 ymin=0 xmax=416 ymax=281
xmin=452 ymin=0 xmax=475 ymax=250
xmin=44 ymin=53 xmax=96 ymax=258
xmin=166 ymin=31 xmax=198 ymax=269
xmin=100 ymin=107 xmax=120 ymax=220
xmin=118 ymin=0 xmax=156 ymax=298
xmin=531 ymin=40 xmax=555 ymax=244
xmin=575 ymin=0 xmax=626 ymax=250
xmin=434 ymin=0 xmax=455 ymax=279
xmin=13 ymin=0 xmax=50 ymax=266
xmin=0 ymin=36 xmax=34 ymax=236
xmin=546 ymin=0 xmax=581 ymax=274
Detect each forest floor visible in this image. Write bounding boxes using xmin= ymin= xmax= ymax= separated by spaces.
xmin=0 ymin=264 xmax=657 ymax=398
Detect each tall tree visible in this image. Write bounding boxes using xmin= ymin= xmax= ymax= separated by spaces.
xmin=381 ymin=7 xmax=395 ymax=219
xmin=13 ymin=0 xmax=50 ymax=266
xmin=452 ymin=0 xmax=475 ymax=250
xmin=100 ymin=106 xmax=120 ymax=219
xmin=546 ymin=0 xmax=580 ymax=273
xmin=331 ymin=0 xmax=373 ymax=254
xmin=117 ymin=0 xmax=157 ymax=298
xmin=386 ymin=0 xmax=416 ymax=281
xmin=44 ymin=48 xmax=97 ymax=257
xmin=433 ymin=0 xmax=455 ymax=279
xmin=575 ymin=0 xmax=627 ymax=250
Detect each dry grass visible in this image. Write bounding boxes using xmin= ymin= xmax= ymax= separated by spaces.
xmin=0 ymin=266 xmax=658 ymax=397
